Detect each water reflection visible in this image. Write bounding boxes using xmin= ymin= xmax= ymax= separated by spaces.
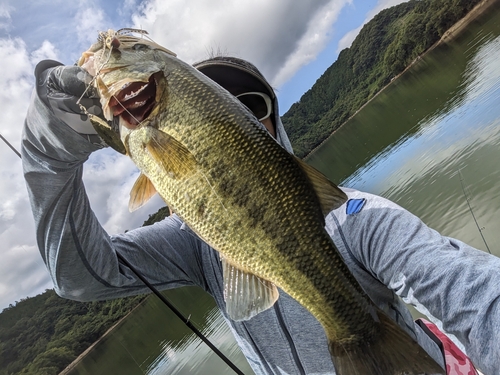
xmin=340 ymin=32 xmax=500 ymax=257
xmin=308 ymin=10 xmax=500 ymax=258
xmin=147 ymin=307 xmax=245 ymax=375
xmin=67 ymin=287 xmax=254 ymax=375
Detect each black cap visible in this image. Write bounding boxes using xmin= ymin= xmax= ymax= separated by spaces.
xmin=193 ymin=56 xmax=275 ymax=99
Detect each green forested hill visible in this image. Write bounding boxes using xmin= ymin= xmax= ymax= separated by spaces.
xmin=0 ymin=290 xmax=146 ymax=375
xmin=282 ymin=0 xmax=482 ymax=158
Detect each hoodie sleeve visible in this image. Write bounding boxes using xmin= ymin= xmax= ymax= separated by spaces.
xmin=333 ymin=188 xmax=500 ymax=375
xmin=22 ymin=61 xmax=207 ymax=301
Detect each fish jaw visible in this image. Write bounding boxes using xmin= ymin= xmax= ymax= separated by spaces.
xmin=78 ymin=30 xmax=172 ymax=130
xmin=97 ymin=71 xmax=165 ymax=130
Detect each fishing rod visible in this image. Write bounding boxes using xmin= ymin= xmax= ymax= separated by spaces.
xmin=458 ymin=168 xmax=492 ymax=254
xmin=2 ymin=132 xmax=245 ymax=375
xmin=116 ymin=254 xmax=245 ymax=375
xmin=0 ymin=133 xmax=21 ymax=158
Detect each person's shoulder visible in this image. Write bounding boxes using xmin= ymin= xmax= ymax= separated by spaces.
xmin=326 ymin=187 xmax=414 ymax=236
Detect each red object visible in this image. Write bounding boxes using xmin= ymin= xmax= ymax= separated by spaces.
xmin=416 ymin=319 xmax=479 ymax=375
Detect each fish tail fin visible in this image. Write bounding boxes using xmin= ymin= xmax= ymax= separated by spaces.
xmin=329 ymin=311 xmax=445 ymax=375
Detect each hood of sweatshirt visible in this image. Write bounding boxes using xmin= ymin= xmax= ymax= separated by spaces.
xmin=193 ymin=56 xmax=294 ymax=154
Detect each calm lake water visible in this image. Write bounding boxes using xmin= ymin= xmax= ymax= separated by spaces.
xmin=66 ymin=6 xmax=500 ymax=375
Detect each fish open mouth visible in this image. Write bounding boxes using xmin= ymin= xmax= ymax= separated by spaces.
xmin=108 ymin=73 xmax=159 ymax=128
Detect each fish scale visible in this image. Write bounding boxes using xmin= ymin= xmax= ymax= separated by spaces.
xmin=79 ymin=29 xmax=445 ymax=375
xmin=156 ymin=71 xmax=365 ymax=331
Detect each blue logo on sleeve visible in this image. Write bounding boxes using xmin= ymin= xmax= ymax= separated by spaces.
xmin=346 ymin=198 xmax=366 ymax=215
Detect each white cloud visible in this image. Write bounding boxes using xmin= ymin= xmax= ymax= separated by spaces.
xmin=131 ymin=0 xmax=349 ymax=88
xmin=30 ymin=40 xmax=59 ymax=64
xmin=75 ymin=0 xmax=107 ymax=47
xmin=0 ymin=37 xmax=53 ymax=309
xmin=118 ymin=0 xmax=140 ymax=19
xmin=273 ymin=0 xmax=350 ymax=87
xmin=83 ymin=148 xmax=166 ymax=235
xmin=337 ymin=26 xmax=361 ymax=52
xmin=0 ymin=244 xmax=52 ymax=309
xmin=0 ymin=4 xmax=12 ymax=17
xmin=0 ymin=3 xmax=13 ymax=31
xmin=337 ymin=0 xmax=409 ymax=52
xmin=0 ymin=38 xmax=32 ymax=149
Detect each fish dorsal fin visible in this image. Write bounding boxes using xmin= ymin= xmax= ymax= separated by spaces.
xmin=295 ymin=156 xmax=348 ymax=215
xmin=129 ymin=173 xmax=157 ymax=212
xmin=222 ymin=257 xmax=279 ymax=321
xmin=145 ymin=128 xmax=197 ymax=179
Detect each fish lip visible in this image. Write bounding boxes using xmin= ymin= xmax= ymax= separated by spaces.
xmin=109 ymin=73 xmax=160 ymax=129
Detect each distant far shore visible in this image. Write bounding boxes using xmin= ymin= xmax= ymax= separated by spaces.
xmin=439 ymin=0 xmax=499 ymax=43
xmin=305 ymin=0 xmax=500 ymax=160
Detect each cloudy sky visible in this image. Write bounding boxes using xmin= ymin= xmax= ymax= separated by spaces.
xmin=0 ymin=0 xmax=408 ymax=310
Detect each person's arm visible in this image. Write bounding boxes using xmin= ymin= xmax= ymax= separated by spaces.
xmin=22 ymin=61 xmax=207 ymax=301
xmin=336 ymin=189 xmax=499 ymax=374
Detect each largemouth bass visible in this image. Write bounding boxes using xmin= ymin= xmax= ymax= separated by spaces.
xmin=78 ymin=29 xmax=444 ymax=375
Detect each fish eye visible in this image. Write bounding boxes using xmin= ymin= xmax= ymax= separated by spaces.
xmin=133 ymin=43 xmax=149 ymax=51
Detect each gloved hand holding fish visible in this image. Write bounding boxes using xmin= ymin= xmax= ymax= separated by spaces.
xmin=77 ymin=28 xmax=444 ymax=375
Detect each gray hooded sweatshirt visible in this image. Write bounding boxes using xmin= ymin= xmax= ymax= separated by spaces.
xmin=22 ymin=60 xmax=500 ymax=375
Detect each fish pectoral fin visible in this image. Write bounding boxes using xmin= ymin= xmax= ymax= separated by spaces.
xmin=145 ymin=128 xmax=197 ymax=179
xmin=129 ymin=173 xmax=157 ymax=212
xmin=222 ymin=257 xmax=279 ymax=321
xmin=295 ymin=157 xmax=348 ymax=216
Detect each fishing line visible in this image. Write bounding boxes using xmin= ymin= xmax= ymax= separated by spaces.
xmin=77 ymin=56 xmax=143 ymax=129
xmin=458 ymin=168 xmax=492 ymax=254
xmin=2 ymin=134 xmax=245 ymax=375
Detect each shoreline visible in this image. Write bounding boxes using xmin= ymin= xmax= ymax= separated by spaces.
xmin=58 ymin=296 xmax=149 ymax=375
xmin=304 ymin=0 xmax=500 ymax=160
xmin=439 ymin=0 xmax=498 ymax=43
